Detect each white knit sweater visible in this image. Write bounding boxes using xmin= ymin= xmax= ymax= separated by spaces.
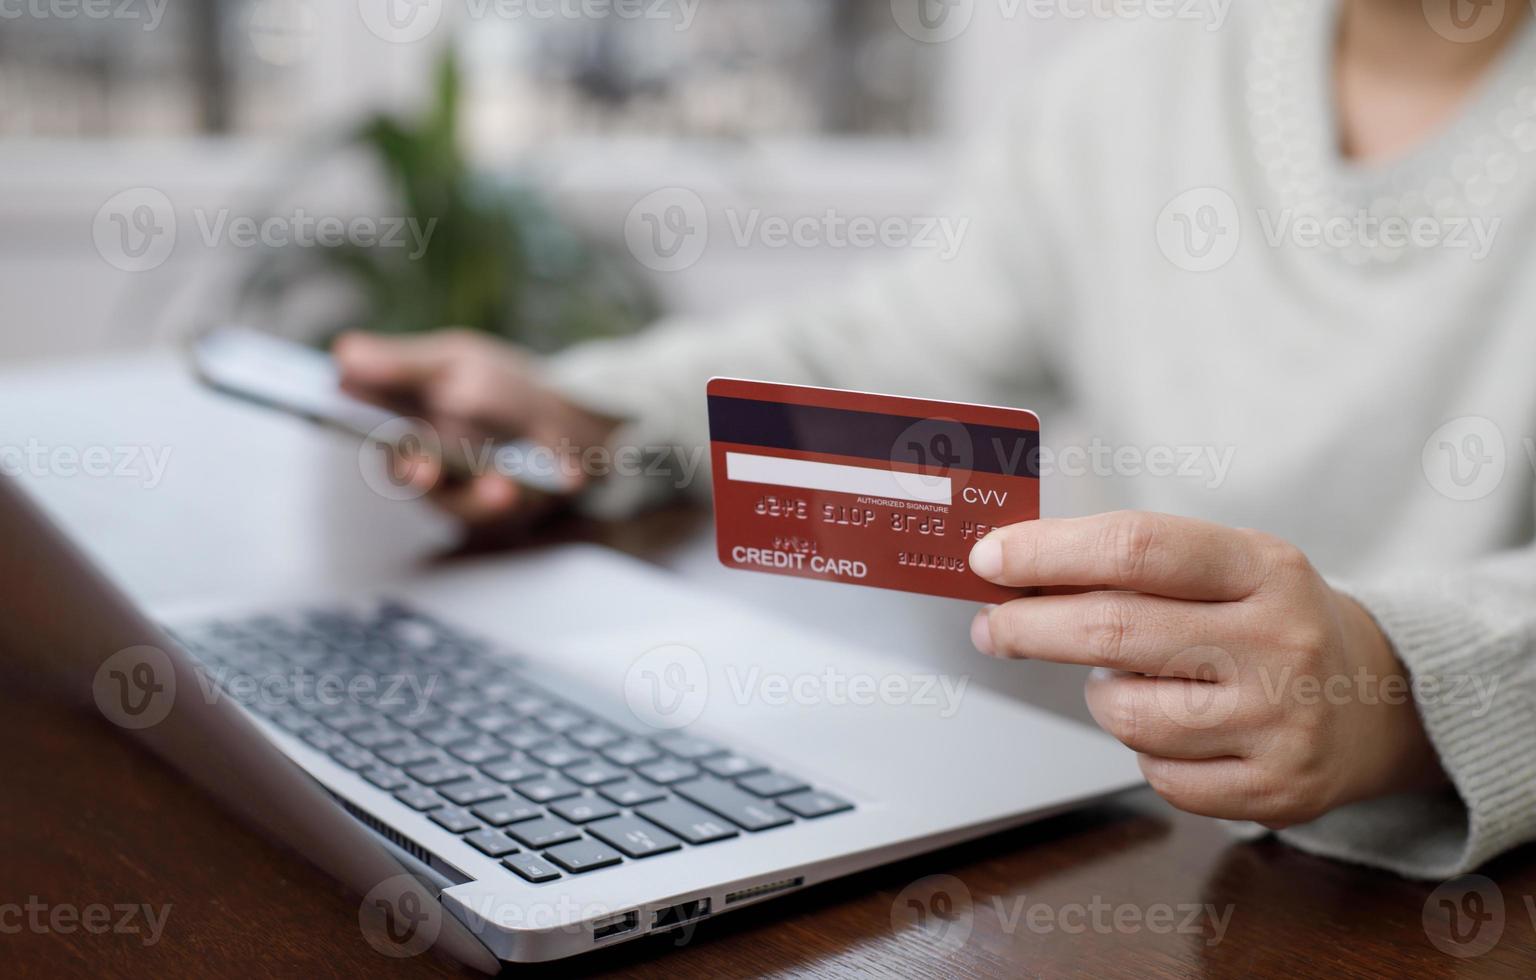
xmin=548 ymin=1 xmax=1536 ymax=878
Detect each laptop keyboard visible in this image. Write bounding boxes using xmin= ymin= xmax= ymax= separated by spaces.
xmin=170 ymin=600 xmax=853 ymax=883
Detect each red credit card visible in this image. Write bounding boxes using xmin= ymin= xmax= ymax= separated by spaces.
xmin=708 ymin=378 xmax=1040 ymax=602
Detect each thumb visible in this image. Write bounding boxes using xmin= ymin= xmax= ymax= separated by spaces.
xmin=334 ymin=331 xmax=462 ymax=393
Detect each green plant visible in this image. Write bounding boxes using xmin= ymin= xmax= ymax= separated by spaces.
xmin=241 ymin=48 xmax=656 ymax=353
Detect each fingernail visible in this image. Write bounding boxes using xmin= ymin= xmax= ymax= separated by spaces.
xmin=970 ymin=605 xmax=997 ymax=656
xmin=969 ymin=536 xmax=1003 ymax=581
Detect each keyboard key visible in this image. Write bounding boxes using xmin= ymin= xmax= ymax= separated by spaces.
xmin=320 ymin=708 xmax=375 ymax=732
xmin=378 ymin=743 xmax=441 ymax=768
xmin=779 ymin=790 xmax=854 ymax=819
xmin=481 ymin=758 xmax=544 ymax=784
xmin=566 ymin=761 xmax=628 ymax=787
xmin=508 ymin=693 xmax=551 ymax=716
xmin=516 ymin=776 xmax=582 ymax=804
xmin=636 ymin=760 xmax=699 ymax=785
xmin=588 ymin=816 xmax=683 ymax=858
xmin=737 ymin=772 xmax=810 ymax=797
xmin=507 ymin=817 xmax=581 ymax=849
xmin=550 ymin=796 xmax=621 ymax=824
xmin=440 ymin=780 xmax=507 ymax=806
xmin=674 ymin=778 xmax=793 ymax=832
xmin=430 ymin=808 xmax=482 ymax=834
xmin=636 ymin=800 xmax=739 ymax=845
xmin=406 ymin=761 xmax=476 ymax=786
xmin=535 ymin=709 xmax=585 ymax=733
xmin=655 ymin=734 xmax=724 ymax=760
xmin=498 ymin=725 xmax=551 ymax=752
xmin=568 ymin=725 xmax=622 ymax=750
xmin=528 ymin=741 xmax=587 ymax=769
xmin=701 ymin=755 xmax=765 ymax=779
xmin=350 ymin=725 xmax=408 ymax=750
xmin=544 ymin=839 xmax=623 ymax=874
xmin=362 ymin=767 xmax=410 ymax=791
xmin=330 ymin=746 xmax=375 ymax=770
xmin=502 ymin=853 xmax=561 ymax=884
xmin=394 ymin=787 xmax=444 ymax=811
xmin=393 ymin=707 xmax=448 ymax=730
xmin=449 ymin=738 xmax=509 ymax=766
xmin=269 ymin=708 xmax=317 ymax=733
xmin=598 ymin=779 xmax=668 ymax=807
xmin=464 ymin=709 xmax=519 ymax=734
xmin=419 ymin=722 xmax=477 ymax=747
xmin=463 ymin=829 xmax=520 ymax=858
xmin=471 ymin=798 xmax=542 ymax=826
xmin=302 ymin=729 xmax=348 ymax=753
xmin=601 ymin=740 xmax=660 ymax=767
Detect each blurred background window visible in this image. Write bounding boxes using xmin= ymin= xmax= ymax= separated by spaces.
xmin=0 ymin=0 xmax=938 ymax=141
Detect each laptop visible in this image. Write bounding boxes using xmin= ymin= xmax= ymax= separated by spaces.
xmin=0 ymin=471 xmax=1141 ymax=967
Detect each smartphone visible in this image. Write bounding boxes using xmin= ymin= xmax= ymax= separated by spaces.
xmin=191 ymin=326 xmax=570 ymax=494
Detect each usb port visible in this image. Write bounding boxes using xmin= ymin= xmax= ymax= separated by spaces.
xmin=592 ymin=911 xmax=638 ymax=942
xmin=652 ymin=898 xmax=711 ymax=931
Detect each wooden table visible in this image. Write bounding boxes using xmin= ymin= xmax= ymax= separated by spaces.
xmin=5 ymin=354 xmax=1536 ymax=977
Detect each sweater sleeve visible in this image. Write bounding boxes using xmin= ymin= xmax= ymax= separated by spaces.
xmin=542 ymin=89 xmax=1070 ymax=515
xmin=1266 ymin=550 xmax=1536 ymax=879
